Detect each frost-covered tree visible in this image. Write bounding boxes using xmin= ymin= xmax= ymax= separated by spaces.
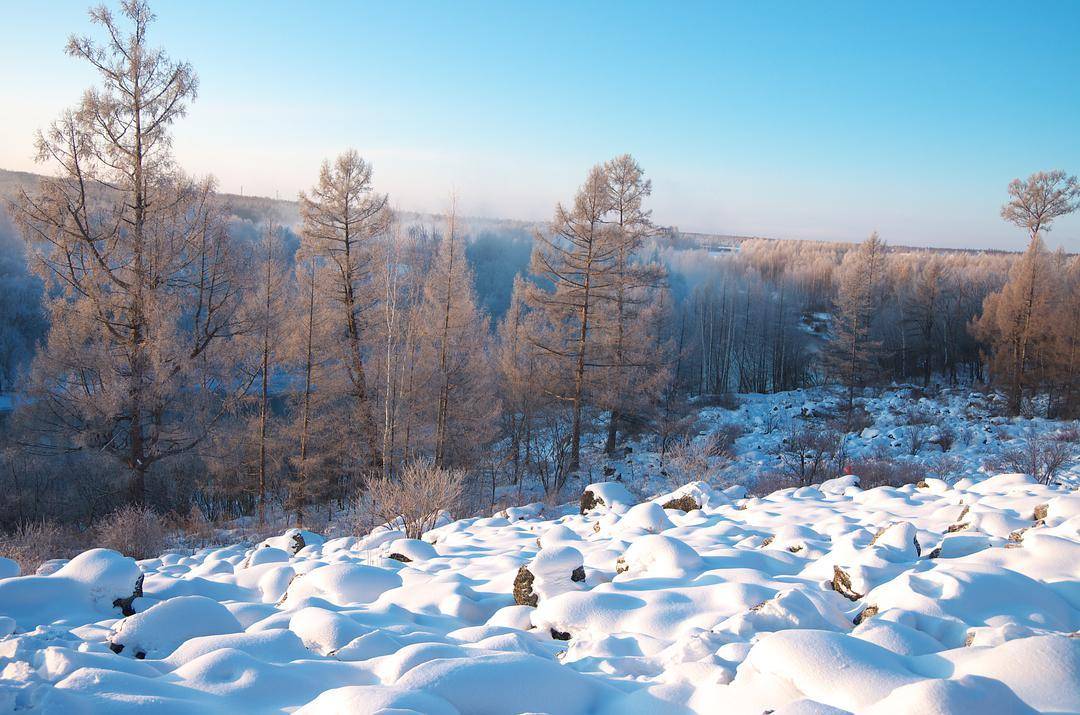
xmin=412 ymin=202 xmax=496 ymax=468
xmin=526 ymin=164 xmax=620 ymax=475
xmin=299 ymin=150 xmax=392 ymax=472
xmin=827 ymin=233 xmax=887 ymax=409
xmin=972 ymin=171 xmax=1080 ymax=415
xmin=10 ymin=1 xmax=246 ymax=504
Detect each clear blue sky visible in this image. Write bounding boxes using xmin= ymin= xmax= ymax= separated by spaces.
xmin=2 ymin=1 xmax=1079 ymax=250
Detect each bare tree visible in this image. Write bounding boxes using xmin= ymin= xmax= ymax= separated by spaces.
xmin=300 ymin=150 xmax=391 ymax=472
xmin=10 ymin=1 xmax=246 ymax=504
xmin=827 ymin=233 xmax=887 ymax=410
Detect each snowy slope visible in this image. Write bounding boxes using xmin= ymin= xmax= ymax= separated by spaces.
xmin=1 ymin=467 xmax=1079 ymax=713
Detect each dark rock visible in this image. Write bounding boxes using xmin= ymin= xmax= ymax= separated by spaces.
xmin=602 ymin=466 xmax=615 ymax=477
xmin=830 ymin=565 xmax=863 ymax=601
xmin=853 ymin=604 xmax=878 ymax=625
xmin=661 ymin=495 xmax=700 ymax=513
xmin=112 ymin=573 xmax=144 ymax=617
xmin=570 ymin=566 xmax=586 ymax=583
xmin=579 ymin=490 xmax=605 ymax=515
xmin=109 ymin=642 xmax=124 ymax=655
xmin=550 ymin=628 xmax=572 ymax=641
xmin=387 ymin=553 xmax=412 ymax=563
xmin=289 ymin=532 xmax=306 ymax=555
xmin=513 ymin=565 xmax=538 ymax=607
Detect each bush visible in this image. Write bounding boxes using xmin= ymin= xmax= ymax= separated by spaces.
xmin=361 ymin=460 xmax=466 ymax=539
xmin=777 ymin=425 xmax=842 ymax=486
xmin=665 ymin=432 xmax=731 ymax=487
xmin=0 ymin=520 xmax=85 ymax=574
xmin=926 ymin=455 xmax=965 ymax=482
xmin=750 ymin=471 xmax=802 ymax=496
xmin=93 ymin=504 xmax=167 ymax=560
xmin=987 ymin=430 xmax=1078 ymax=485
xmin=844 ymin=405 xmax=875 ymax=433
xmin=846 ymin=459 xmax=923 ymax=489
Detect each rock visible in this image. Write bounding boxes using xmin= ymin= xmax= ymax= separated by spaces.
xmin=661 ymin=495 xmax=700 ymax=512
xmin=602 ymin=466 xmax=615 ymax=477
xmin=112 ymin=573 xmax=144 ymax=617
xmin=945 ymin=522 xmax=970 ymax=533
xmin=1033 ymin=503 xmax=1049 ymax=522
xmin=831 ymin=565 xmax=863 ymax=601
xmin=513 ymin=566 xmax=538 ymax=607
xmin=853 ymin=604 xmax=878 ymax=625
xmin=550 ymin=628 xmax=572 ymax=641
xmin=579 ymin=490 xmax=603 ymax=515
xmin=388 ymin=553 xmax=411 ymax=563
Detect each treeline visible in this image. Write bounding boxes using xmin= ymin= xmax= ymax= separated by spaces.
xmin=1 ymin=2 xmax=1078 ymax=531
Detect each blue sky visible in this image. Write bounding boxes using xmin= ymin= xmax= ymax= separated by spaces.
xmin=2 ymin=1 xmax=1079 ymax=249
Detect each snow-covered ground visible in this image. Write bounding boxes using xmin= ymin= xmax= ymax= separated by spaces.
xmin=1 ymin=388 xmax=1078 ymax=713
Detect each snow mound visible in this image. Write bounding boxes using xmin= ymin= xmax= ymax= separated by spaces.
xmin=109 ymin=595 xmax=242 ymax=659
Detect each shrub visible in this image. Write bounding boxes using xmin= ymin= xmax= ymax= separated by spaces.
xmin=361 ymin=459 xmax=466 ymax=539
xmin=0 ymin=520 xmax=85 ymax=574
xmin=93 ymin=504 xmax=168 ymax=560
xmin=846 ymin=459 xmax=923 ymax=489
xmin=666 ymin=432 xmax=730 ymax=487
xmin=844 ymin=405 xmax=875 ymax=433
xmin=751 ymin=471 xmax=802 ymax=496
xmin=987 ymin=430 xmax=1078 ymax=485
xmin=899 ymin=425 xmax=927 ymax=456
xmin=777 ymin=425 xmax=842 ymax=486
xmin=926 ymin=455 xmax=965 ymax=482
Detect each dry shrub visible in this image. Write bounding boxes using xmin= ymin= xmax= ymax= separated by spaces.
xmin=665 ymin=432 xmax=731 ymax=487
xmin=987 ymin=429 xmax=1078 ymax=485
xmin=362 ymin=459 xmax=466 ymax=539
xmin=934 ymin=426 xmax=956 ymax=452
xmin=163 ymin=504 xmax=215 ymax=548
xmin=847 ymin=459 xmax=923 ymax=489
xmin=0 ymin=520 xmax=85 ymax=574
xmin=713 ymin=423 xmax=747 ymax=455
xmin=1052 ymin=427 xmax=1080 ymax=444
xmin=751 ymin=471 xmax=802 ymax=496
xmin=926 ymin=455 xmax=966 ymax=481
xmin=92 ymin=504 xmax=167 ymax=560
xmin=777 ymin=424 xmax=842 ymax=486
xmin=844 ymin=405 xmax=875 ymax=433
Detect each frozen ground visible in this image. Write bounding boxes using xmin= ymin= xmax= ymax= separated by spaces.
xmin=0 ymin=388 xmax=1078 ymax=713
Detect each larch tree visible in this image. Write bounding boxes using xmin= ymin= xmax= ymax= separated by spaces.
xmin=245 ymin=224 xmax=291 ymax=524
xmin=526 ymin=164 xmax=619 ymax=475
xmin=299 ymin=150 xmax=392 ymax=474
xmin=972 ymin=171 xmax=1080 ymax=415
xmin=828 ymin=233 xmax=887 ymax=410
xmin=11 ymin=0 xmax=247 ymax=504
xmin=413 ymin=202 xmax=496 ymax=468
xmin=599 ymin=154 xmax=667 ymax=454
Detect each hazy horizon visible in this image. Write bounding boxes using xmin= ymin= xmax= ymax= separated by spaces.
xmin=2 ymin=1 xmax=1079 ymax=250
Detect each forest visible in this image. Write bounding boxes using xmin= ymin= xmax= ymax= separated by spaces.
xmin=0 ymin=1 xmax=1078 ymax=545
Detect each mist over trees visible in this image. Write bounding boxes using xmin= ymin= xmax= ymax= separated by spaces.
xmin=0 ymin=0 xmax=1078 ymax=533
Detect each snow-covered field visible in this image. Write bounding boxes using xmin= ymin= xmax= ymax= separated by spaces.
xmin=1 ymin=388 xmax=1079 ymax=713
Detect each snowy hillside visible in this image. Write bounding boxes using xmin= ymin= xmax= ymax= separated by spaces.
xmin=1 ymin=462 xmax=1079 ymax=712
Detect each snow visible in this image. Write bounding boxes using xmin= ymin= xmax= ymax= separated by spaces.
xmin=1 ymin=387 xmax=1079 ymax=712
